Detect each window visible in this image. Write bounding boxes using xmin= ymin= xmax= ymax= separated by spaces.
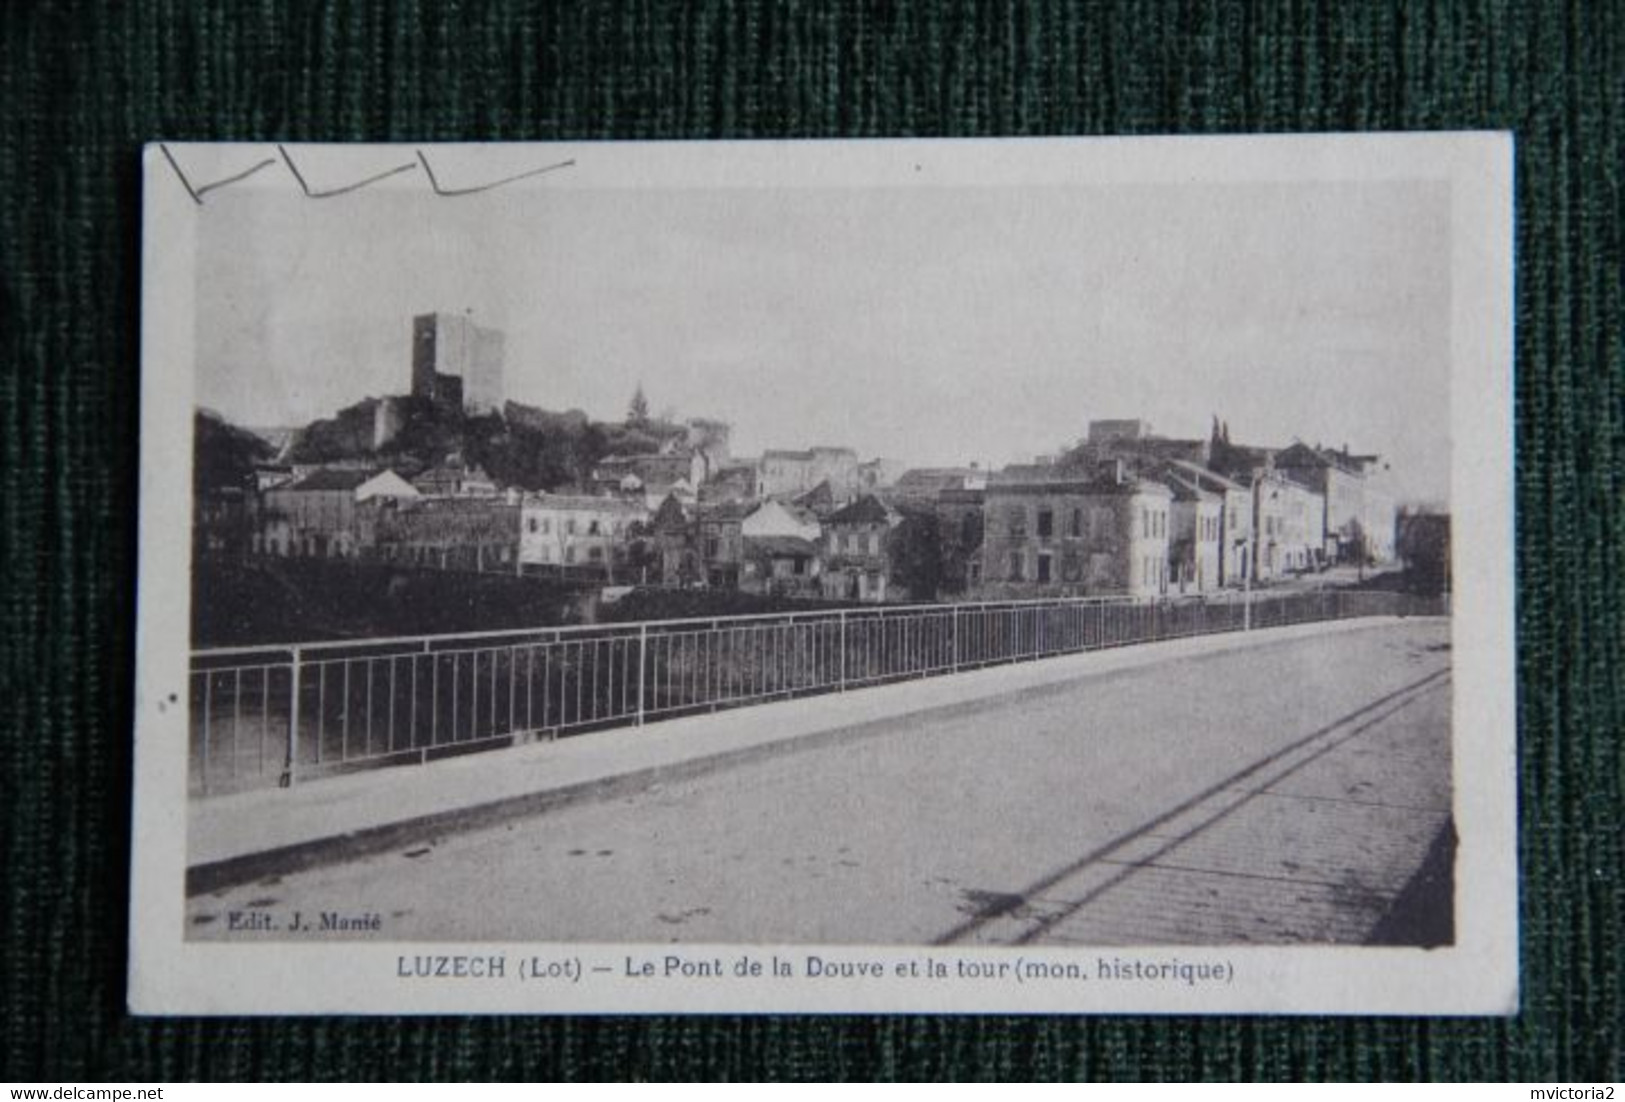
xmin=1037 ymin=509 xmax=1054 ymax=538
xmin=588 ymin=520 xmax=601 ymax=536
xmin=565 ymin=546 xmax=576 ymax=564
xmin=1008 ymin=551 xmax=1025 ymax=580
xmin=1070 ymin=508 xmax=1083 ymax=538
xmin=1036 ymin=551 xmax=1052 ymax=583
xmin=588 ymin=546 xmax=603 ymax=561
xmin=1141 ymin=508 xmax=1149 ymax=538
xmin=527 ymin=517 xmax=538 ymax=534
xmin=566 ymin=518 xmax=577 ymax=535
xmin=540 ymin=517 xmax=551 ymax=534
xmin=705 ymin=537 xmax=719 ymax=559
xmin=1008 ymin=508 xmax=1028 ymax=537
xmin=867 ymin=533 xmax=880 ymax=555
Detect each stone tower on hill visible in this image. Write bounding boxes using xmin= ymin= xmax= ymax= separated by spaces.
xmin=411 ymin=312 xmax=506 ymax=415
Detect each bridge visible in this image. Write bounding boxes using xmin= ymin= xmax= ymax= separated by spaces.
xmin=188 ymin=588 xmax=1443 ymax=795
xmin=185 ymin=597 xmax=1453 ymax=948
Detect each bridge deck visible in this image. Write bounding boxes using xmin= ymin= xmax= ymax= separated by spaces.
xmin=187 ymin=617 xmax=1452 ymax=947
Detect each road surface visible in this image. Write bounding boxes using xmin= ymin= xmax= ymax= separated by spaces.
xmin=189 ymin=619 xmax=1453 ymax=946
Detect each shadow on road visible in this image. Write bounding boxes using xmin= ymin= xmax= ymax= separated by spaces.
xmin=1366 ymin=820 xmax=1457 ymax=948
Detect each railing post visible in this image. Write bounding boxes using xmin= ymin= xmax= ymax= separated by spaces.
xmin=838 ymin=610 xmax=848 ymax=691
xmin=280 ymin=646 xmax=301 ymax=788
xmin=951 ymin=604 xmax=960 ymax=671
xmin=636 ymin=624 xmax=647 ymax=726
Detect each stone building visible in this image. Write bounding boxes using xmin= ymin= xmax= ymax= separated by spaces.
xmin=820 ymin=494 xmax=904 ymax=603
xmin=759 ymin=446 xmax=860 ymax=500
xmin=740 ymin=536 xmax=823 ymax=598
xmin=977 ymin=463 xmax=1172 ymax=598
xmin=519 ymin=492 xmax=645 ymax=577
xmin=705 ymin=461 xmax=763 ymax=503
xmin=257 ymin=468 xmax=420 ymax=558
xmin=1162 ymin=459 xmax=1253 ymax=587
xmin=411 ymin=454 xmax=499 ymax=498
xmin=374 ymin=497 xmax=520 ymax=572
xmin=696 ymin=501 xmax=752 ymax=589
xmin=1163 ymin=473 xmax=1223 ymax=594
xmin=592 ymin=449 xmax=706 ymax=508
xmin=411 ymin=312 xmax=505 ymax=414
xmin=1252 ymin=473 xmax=1326 ymax=578
xmin=1273 ymin=442 xmax=1394 ymax=565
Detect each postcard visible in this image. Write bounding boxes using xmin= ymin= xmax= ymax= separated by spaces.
xmin=130 ymin=134 xmax=1515 ymax=1014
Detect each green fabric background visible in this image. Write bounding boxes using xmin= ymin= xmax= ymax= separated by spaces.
xmin=1 ymin=0 xmax=1620 ymax=1082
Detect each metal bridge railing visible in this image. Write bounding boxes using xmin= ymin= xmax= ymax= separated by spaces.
xmin=187 ymin=589 xmax=1447 ymax=796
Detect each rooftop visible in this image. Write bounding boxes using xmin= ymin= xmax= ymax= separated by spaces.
xmin=1163 ymin=458 xmax=1246 ymax=492
xmin=744 ymin=535 xmax=820 ymax=558
xmin=827 ymin=494 xmax=899 ymax=525
xmin=525 ymin=492 xmax=644 ymax=512
xmin=281 ymin=468 xmax=382 ymax=492
xmin=698 ymin=501 xmax=755 ymax=523
xmin=986 ymin=478 xmax=1172 ymax=498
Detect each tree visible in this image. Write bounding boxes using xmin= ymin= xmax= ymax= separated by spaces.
xmin=194 ymin=410 xmax=273 ymax=496
xmin=889 ymin=513 xmax=946 ymax=600
xmin=627 ymin=383 xmax=650 ymax=427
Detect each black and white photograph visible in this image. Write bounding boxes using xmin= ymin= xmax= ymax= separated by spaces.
xmin=130 ymin=136 xmax=1515 ymax=1015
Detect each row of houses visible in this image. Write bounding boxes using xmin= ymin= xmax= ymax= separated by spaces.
xmin=584 ymin=421 xmax=907 ymax=513
xmin=251 ymin=471 xmax=650 ymax=578
xmin=230 ymin=455 xmax=872 ymax=595
xmin=972 ymin=420 xmax=1399 ymax=599
xmin=204 ymin=416 xmax=1401 ymax=605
